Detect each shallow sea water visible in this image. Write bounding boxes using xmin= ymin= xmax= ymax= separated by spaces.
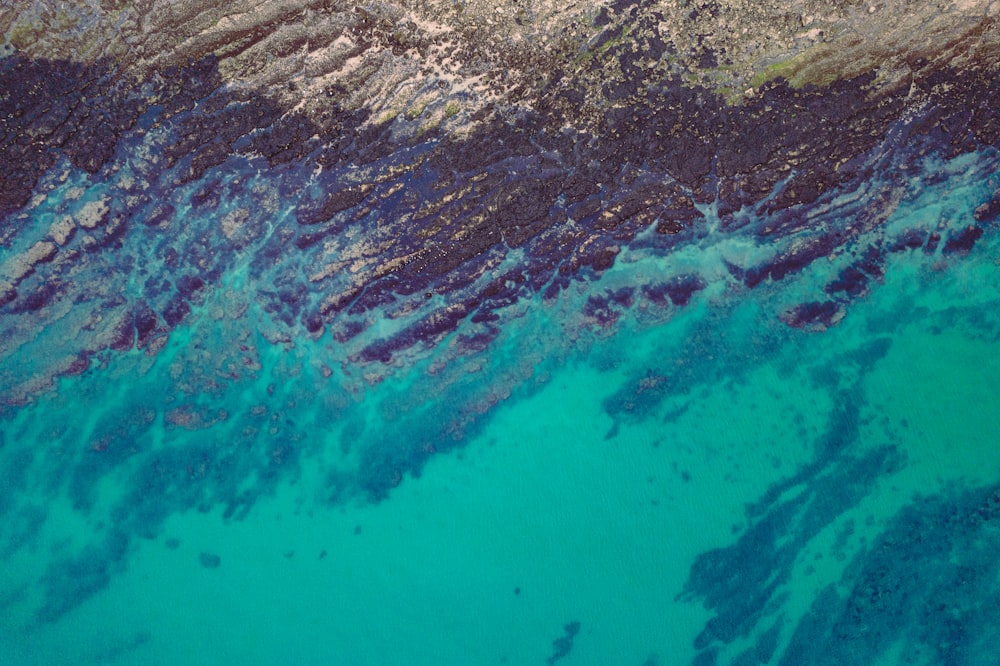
xmin=2 ymin=145 xmax=1000 ymax=666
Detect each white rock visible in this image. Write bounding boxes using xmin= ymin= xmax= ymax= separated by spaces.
xmin=48 ymin=217 xmax=77 ymax=246
xmin=77 ymin=196 xmax=111 ymax=230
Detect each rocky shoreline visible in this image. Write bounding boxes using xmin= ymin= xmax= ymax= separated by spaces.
xmin=2 ymin=0 xmax=1000 ymax=405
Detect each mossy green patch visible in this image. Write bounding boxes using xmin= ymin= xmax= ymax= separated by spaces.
xmin=750 ymin=54 xmax=807 ymax=89
xmin=8 ymin=22 xmax=44 ymax=50
xmin=573 ymin=23 xmax=633 ymax=67
xmin=405 ymin=101 xmax=428 ymax=121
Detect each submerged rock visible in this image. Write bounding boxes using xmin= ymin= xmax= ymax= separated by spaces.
xmin=199 ymin=552 xmax=221 ymax=569
xmin=547 ymin=621 xmax=582 ymax=665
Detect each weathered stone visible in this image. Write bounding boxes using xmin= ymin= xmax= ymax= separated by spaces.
xmin=48 ymin=217 xmax=77 ymax=246
xmin=781 ymin=301 xmax=843 ymax=331
xmin=296 ymin=184 xmax=375 ymax=226
xmin=973 ymin=191 xmax=1000 ymax=223
xmin=0 ymin=281 xmax=16 ymax=308
xmin=1 ymin=241 xmax=57 ymax=284
xmin=942 ymin=226 xmax=984 ymax=256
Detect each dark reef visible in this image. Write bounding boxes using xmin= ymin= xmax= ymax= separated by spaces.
xmin=776 ymin=484 xmax=1000 ymax=666
xmin=199 ymin=552 xmax=222 ymax=569
xmin=547 ymin=621 xmax=582 ymax=665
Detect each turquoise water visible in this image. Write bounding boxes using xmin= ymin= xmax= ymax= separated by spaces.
xmin=2 ymin=144 xmax=1000 ymax=664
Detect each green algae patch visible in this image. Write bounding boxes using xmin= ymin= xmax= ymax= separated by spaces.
xmin=573 ymin=22 xmax=632 ymax=68
xmin=750 ymin=53 xmax=811 ymax=90
xmin=748 ymin=38 xmax=871 ymax=93
xmin=404 ymin=101 xmax=428 ymax=121
xmin=8 ymin=20 xmax=48 ymax=51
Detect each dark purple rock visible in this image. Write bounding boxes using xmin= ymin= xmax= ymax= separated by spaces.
xmin=358 ymin=304 xmax=470 ymax=362
xmin=491 ymin=177 xmax=563 ymax=246
xmin=134 ymin=302 xmax=158 ymax=348
xmin=296 ymin=183 xmax=375 ymax=226
xmin=573 ymin=239 xmax=620 ymax=274
xmin=185 ymin=140 xmax=231 ymax=181
xmin=608 ymin=286 xmax=635 ymax=307
xmin=583 ymin=287 xmax=633 ymax=325
xmin=249 ymin=113 xmax=319 ymax=165
xmin=0 ymin=284 xmax=16 ymax=308
xmin=561 ymin=167 xmax=602 ymax=202
xmin=470 ymin=309 xmax=501 ymax=324
xmin=302 ymin=311 xmax=324 ymax=333
xmin=782 ymin=301 xmax=841 ymax=330
xmin=457 ymin=327 xmax=500 ymax=352
xmin=974 ymin=191 xmax=1000 ymax=223
xmin=583 ymin=299 xmax=620 ymax=326
xmin=143 ymin=276 xmax=170 ymax=296
xmin=89 ymin=212 xmax=126 ymax=249
xmin=347 ymin=284 xmax=395 ymax=315
xmin=411 ymin=305 xmax=469 ymax=341
xmin=294 ymin=227 xmax=334 ymax=250
xmin=142 ymin=202 xmax=175 ymax=228
xmin=162 ymin=297 xmax=191 ymax=327
xmin=568 ymin=197 xmax=601 ymax=223
xmin=857 ymin=245 xmax=885 ymax=278
xmin=942 ymin=226 xmax=984 ymax=255
xmin=190 ymin=180 xmax=222 ymax=209
xmin=163 ymin=247 xmax=180 ymax=269
xmin=12 ymin=281 xmax=61 ymax=313
xmin=745 ymin=235 xmax=838 ymax=288
xmin=642 ymin=274 xmax=707 ymax=307
xmin=176 ymin=275 xmax=205 ymax=298
xmin=888 ymin=229 xmax=927 ymax=252
xmin=825 ymin=266 xmax=868 ymax=297
xmin=62 ymin=352 xmax=91 ymax=377
xmin=158 ymin=55 xmax=223 ymax=119
xmin=109 ymin=313 xmax=135 ymax=351
xmin=0 ymin=56 xmax=145 ymax=213
xmin=332 ymin=319 xmax=366 ymax=343
xmin=925 ymin=231 xmax=941 ymax=254
xmin=358 ymin=333 xmax=412 ymax=364
xmin=475 ymin=272 xmax=524 ymax=313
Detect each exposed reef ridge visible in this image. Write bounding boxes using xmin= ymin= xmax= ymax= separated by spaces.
xmin=3 ymin=0 xmax=999 ymax=105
